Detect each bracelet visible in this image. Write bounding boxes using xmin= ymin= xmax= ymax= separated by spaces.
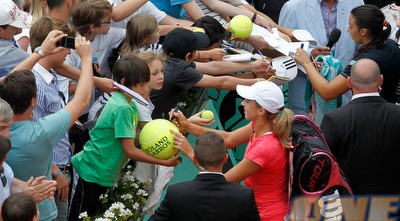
xmin=252 ymin=72 xmax=257 ymax=78
xmin=303 ymin=61 xmax=313 ymax=66
xmin=57 ymin=169 xmax=61 ymax=177
xmin=197 ymin=51 xmax=200 ymax=60
xmin=251 ymin=13 xmax=257 ymax=23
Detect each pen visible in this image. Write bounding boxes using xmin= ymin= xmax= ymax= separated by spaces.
xmin=257 ymin=49 xmax=264 ymax=58
xmin=300 ymin=43 xmax=304 ymax=49
xmin=225 ymin=43 xmax=234 ymax=51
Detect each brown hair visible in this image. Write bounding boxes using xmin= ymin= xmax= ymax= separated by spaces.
xmin=30 ymin=16 xmax=74 ymax=52
xmin=120 ymin=14 xmax=159 ymax=57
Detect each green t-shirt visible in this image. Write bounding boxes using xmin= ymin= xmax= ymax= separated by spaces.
xmin=72 ymin=92 xmax=138 ymax=187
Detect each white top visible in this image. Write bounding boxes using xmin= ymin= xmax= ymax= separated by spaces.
xmin=0 ymin=162 xmax=14 ymax=204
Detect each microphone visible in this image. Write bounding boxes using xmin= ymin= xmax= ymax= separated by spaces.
xmin=326 ymin=28 xmax=341 ymax=49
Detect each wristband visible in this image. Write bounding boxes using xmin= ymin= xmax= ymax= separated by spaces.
xmin=251 ymin=13 xmax=257 ymax=23
xmin=57 ymin=169 xmax=61 ymax=177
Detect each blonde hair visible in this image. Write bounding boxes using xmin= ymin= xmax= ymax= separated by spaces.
xmin=29 ymin=0 xmax=47 ymax=23
xmin=265 ymin=108 xmax=294 ymax=148
xmin=135 ymin=51 xmax=165 ymax=65
xmin=120 ymin=14 xmax=159 ymax=57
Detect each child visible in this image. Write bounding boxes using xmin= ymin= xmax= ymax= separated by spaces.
xmin=120 ymin=14 xmax=162 ymax=55
xmin=69 ymin=56 xmax=180 ymax=220
xmin=1 ymin=192 xmax=39 ymax=221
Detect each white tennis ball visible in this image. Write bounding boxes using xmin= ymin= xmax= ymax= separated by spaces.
xmin=140 ymin=119 xmax=179 ymax=159
xmin=229 ymin=15 xmax=253 ymax=39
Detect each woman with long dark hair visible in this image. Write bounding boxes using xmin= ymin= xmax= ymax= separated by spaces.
xmin=294 ymin=4 xmax=400 ymax=103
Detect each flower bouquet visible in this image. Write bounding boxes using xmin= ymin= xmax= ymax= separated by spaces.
xmin=79 ymin=165 xmax=151 ymax=221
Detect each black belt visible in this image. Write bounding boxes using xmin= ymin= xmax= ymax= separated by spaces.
xmin=57 ymin=164 xmax=71 ymax=172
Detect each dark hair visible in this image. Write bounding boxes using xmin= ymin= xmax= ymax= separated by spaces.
xmin=1 ymin=192 xmax=37 ymax=221
xmin=194 ymin=131 xmax=226 ymax=168
xmin=0 ymin=70 xmax=37 ymax=115
xmin=112 ymin=56 xmax=150 ymax=88
xmin=192 ymin=16 xmax=231 ymax=46
xmin=0 ymin=25 xmax=9 ymax=30
xmin=0 ymin=136 xmax=11 ymax=162
xmin=351 ymin=4 xmax=391 ymax=56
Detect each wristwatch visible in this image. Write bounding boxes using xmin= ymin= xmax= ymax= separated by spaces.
xmin=34 ymin=46 xmax=46 ymax=57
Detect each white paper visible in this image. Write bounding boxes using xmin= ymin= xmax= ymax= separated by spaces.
xmin=222 ymin=53 xmax=252 ymax=61
xmin=251 ymin=24 xmax=283 ymax=48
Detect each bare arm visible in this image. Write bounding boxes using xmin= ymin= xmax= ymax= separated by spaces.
xmin=195 ymin=73 xmax=262 ymax=90
xmin=294 ymin=48 xmax=350 ymax=100
xmin=173 ymin=111 xmax=253 ymax=148
xmin=159 ymin=15 xmax=194 ymax=27
xmin=195 ymin=59 xmax=270 ymax=75
xmin=11 ymin=30 xmax=66 ymax=72
xmin=111 ymin=0 xmax=148 ymax=22
xmin=224 ymin=158 xmax=260 ymax=183
xmin=181 ymin=1 xmax=205 ymax=21
xmin=120 ymin=138 xmax=180 ymax=166
xmin=64 ymin=37 xmax=94 ymax=128
xmin=200 ymin=0 xmax=272 ymax=31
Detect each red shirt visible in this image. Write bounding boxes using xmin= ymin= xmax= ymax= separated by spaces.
xmin=244 ymin=132 xmax=289 ymax=221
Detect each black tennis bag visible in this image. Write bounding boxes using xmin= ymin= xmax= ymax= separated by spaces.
xmin=289 ymin=115 xmax=352 ymax=220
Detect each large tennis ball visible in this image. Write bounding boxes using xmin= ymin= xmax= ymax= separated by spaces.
xmin=201 ymin=110 xmax=214 ymax=119
xmin=140 ymin=119 xmax=179 ymax=159
xmin=229 ymin=15 xmax=253 ymax=39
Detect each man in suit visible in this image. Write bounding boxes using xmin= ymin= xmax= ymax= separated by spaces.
xmin=279 ymin=0 xmax=364 ymax=114
xmin=149 ymin=131 xmax=260 ymax=221
xmin=320 ymin=58 xmax=400 ymax=194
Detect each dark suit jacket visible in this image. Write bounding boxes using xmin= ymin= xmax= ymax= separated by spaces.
xmin=320 ymin=96 xmax=400 ymax=194
xmin=148 ymin=173 xmax=260 ymax=221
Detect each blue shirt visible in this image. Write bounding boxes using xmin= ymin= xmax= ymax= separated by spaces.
xmin=32 ymin=64 xmax=72 ymax=166
xmin=150 ymin=0 xmax=192 ymax=19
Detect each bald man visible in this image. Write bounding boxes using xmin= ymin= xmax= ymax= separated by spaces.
xmin=320 ymin=58 xmax=400 ymax=194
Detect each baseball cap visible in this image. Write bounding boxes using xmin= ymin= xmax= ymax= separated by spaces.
xmin=162 ymin=28 xmax=210 ymax=57
xmin=0 ymin=0 xmax=32 ymax=28
xmin=236 ymin=81 xmax=284 ymax=113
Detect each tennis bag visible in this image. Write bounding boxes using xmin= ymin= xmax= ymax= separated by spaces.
xmin=289 ymin=115 xmax=352 ymax=220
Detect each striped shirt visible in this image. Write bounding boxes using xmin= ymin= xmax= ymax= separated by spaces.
xmin=32 ymin=63 xmax=72 ymax=166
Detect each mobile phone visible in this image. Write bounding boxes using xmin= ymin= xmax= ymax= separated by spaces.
xmin=57 ymin=36 xmax=75 ymax=49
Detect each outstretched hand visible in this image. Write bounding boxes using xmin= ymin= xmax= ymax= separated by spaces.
xmin=170 ymin=130 xmax=194 ymax=162
xmin=188 ymin=110 xmax=215 ymax=126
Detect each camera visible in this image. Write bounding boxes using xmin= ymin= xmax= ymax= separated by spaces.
xmin=57 ymin=36 xmax=75 ymax=49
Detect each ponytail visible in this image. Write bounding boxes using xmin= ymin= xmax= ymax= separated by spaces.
xmin=272 ymin=108 xmax=294 ymax=148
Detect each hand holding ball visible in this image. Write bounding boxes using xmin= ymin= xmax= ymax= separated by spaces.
xmin=229 ymin=15 xmax=253 ymax=39
xmin=201 ymin=110 xmax=214 ymax=119
xmin=140 ymin=119 xmax=179 ymax=159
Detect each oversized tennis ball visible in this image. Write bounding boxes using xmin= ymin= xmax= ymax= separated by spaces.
xmin=201 ymin=110 xmax=214 ymax=119
xmin=140 ymin=119 xmax=179 ymax=159
xmin=229 ymin=15 xmax=253 ymax=39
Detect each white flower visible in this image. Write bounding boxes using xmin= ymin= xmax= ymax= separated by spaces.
xmin=136 ymin=189 xmax=147 ymax=196
xmin=103 ymin=210 xmax=115 ymax=219
xmin=99 ymin=194 xmax=108 ymax=200
xmin=132 ymin=202 xmax=140 ymax=210
xmin=121 ymin=193 xmax=133 ymax=201
xmin=94 ymin=218 xmax=112 ymax=221
xmin=78 ymin=212 xmax=88 ymax=219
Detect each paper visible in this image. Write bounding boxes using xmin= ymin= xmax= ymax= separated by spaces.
xmin=251 ymin=25 xmax=283 ymax=48
xmin=292 ymin=29 xmax=317 ymax=45
xmin=222 ymin=53 xmax=252 ymax=61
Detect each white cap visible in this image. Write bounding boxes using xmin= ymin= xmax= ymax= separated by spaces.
xmin=0 ymin=0 xmax=32 ymax=28
xmin=236 ymin=81 xmax=284 ymax=113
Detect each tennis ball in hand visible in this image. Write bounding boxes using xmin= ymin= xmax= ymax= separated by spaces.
xmin=229 ymin=15 xmax=253 ymax=39
xmin=201 ymin=110 xmax=214 ymax=119
xmin=140 ymin=119 xmax=179 ymax=159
